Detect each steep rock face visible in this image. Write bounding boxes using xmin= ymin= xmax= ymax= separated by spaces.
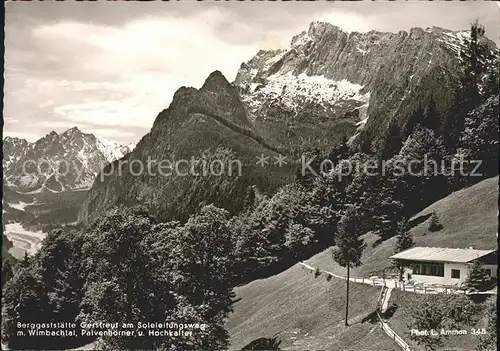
xmin=3 ymin=128 xmax=136 ymax=192
xmin=3 ymin=137 xmax=31 ymax=167
xmin=235 ymin=21 xmax=496 ymax=153
xmin=78 ymin=72 xmax=295 ymax=224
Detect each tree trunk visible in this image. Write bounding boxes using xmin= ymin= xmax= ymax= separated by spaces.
xmin=345 ymin=262 xmax=350 ymax=326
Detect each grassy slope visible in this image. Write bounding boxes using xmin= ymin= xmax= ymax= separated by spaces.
xmin=227 ymin=177 xmax=498 ymax=350
xmin=306 ymin=176 xmax=498 ymax=277
xmin=227 ymin=264 xmax=398 ymax=350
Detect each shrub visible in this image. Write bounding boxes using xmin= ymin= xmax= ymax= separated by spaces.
xmin=406 ymin=294 xmax=481 ymax=350
xmin=314 ymin=267 xmax=321 ymax=278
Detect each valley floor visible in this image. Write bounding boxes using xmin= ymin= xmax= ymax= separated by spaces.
xmin=4 ymin=223 xmax=46 ymax=259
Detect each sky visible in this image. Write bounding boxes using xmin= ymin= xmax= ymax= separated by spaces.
xmin=4 ymin=1 xmax=500 ymax=145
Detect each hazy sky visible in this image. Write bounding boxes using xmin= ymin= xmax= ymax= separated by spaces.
xmin=4 ymin=1 xmax=499 ymax=144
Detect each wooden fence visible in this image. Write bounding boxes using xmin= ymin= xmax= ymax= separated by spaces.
xmin=376 ymin=310 xmax=411 ymax=351
xmin=376 ymin=286 xmax=411 ymax=351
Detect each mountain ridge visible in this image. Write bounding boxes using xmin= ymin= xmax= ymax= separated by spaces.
xmin=3 ymin=127 xmax=136 ymax=193
xmin=78 ymin=71 xmax=296 ymax=224
xmin=78 ymin=21 xmax=498 ymax=223
xmin=235 ymin=21 xmax=498 ymax=153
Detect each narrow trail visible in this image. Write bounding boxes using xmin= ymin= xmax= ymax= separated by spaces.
xmin=299 ymin=262 xmax=497 ymax=295
xmin=381 ymin=287 xmax=393 ymax=313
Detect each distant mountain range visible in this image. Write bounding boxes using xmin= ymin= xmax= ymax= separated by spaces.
xmin=3 ymin=127 xmax=136 ymax=193
xmin=77 ymin=22 xmax=499 ymax=224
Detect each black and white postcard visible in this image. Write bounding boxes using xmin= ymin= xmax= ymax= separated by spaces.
xmin=1 ymin=1 xmax=498 ymax=350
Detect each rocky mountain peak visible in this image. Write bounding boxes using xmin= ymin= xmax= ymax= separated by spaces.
xmin=153 ymin=69 xmax=250 ymax=133
xmin=308 ymin=21 xmax=346 ymax=38
xmin=63 ymin=126 xmax=81 ymax=135
xmin=3 ymin=136 xmax=28 ymax=145
xmin=201 ymin=70 xmax=234 ymax=93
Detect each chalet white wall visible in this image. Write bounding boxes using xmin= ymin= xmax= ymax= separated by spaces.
xmin=410 ymin=262 xmax=469 ymax=285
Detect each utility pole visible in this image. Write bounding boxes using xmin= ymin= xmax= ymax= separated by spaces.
xmin=345 ymin=261 xmax=350 ymax=326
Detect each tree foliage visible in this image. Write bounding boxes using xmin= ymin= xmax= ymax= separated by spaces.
xmin=477 ymin=297 xmax=497 ymax=350
xmin=394 ymin=219 xmax=414 ymax=254
xmin=1 ymin=259 xmax=14 ymax=290
xmin=1 ymin=205 xmax=238 ymax=350
xmin=447 ymin=20 xmax=497 ymax=147
xmin=406 ymin=294 xmax=482 ymax=350
xmin=428 ymin=212 xmax=444 ymax=232
xmin=332 ymin=206 xmax=366 ymax=327
xmin=332 ymin=206 xmax=366 ymax=269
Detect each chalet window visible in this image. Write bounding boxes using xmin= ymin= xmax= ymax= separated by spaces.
xmin=412 ymin=262 xmax=444 ymax=277
xmin=451 ymin=269 xmax=460 ymax=279
xmin=485 ymin=269 xmax=491 ymax=277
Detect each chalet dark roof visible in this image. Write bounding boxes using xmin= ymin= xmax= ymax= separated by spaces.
xmin=390 ymin=247 xmax=496 ymax=263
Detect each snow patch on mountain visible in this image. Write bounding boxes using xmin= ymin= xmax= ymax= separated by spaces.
xmin=96 ymin=136 xmax=131 ymax=163
xmin=436 ymin=30 xmax=469 ymax=55
xmin=242 ymin=73 xmax=368 ymax=114
xmin=8 ymin=201 xmax=30 ymax=211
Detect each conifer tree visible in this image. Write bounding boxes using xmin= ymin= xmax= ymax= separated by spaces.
xmin=393 ymin=219 xmax=414 ymax=280
xmin=296 ymin=147 xmax=325 ymax=188
xmin=428 ymin=212 xmax=443 ymax=232
xmin=422 ymin=96 xmax=440 ymax=133
xmin=328 ymin=135 xmax=351 ymax=166
xmin=449 ymin=20 xmax=493 ymax=146
xmin=332 ymin=206 xmax=366 ymax=326
xmin=380 ymin=121 xmax=402 ymax=160
xmin=1 ymin=259 xmax=14 ymax=289
xmin=394 ymin=220 xmax=415 ymax=253
xmin=20 ymin=252 xmax=30 ymax=268
xmin=403 ymin=104 xmax=425 ymax=139
xmin=465 ymin=260 xmax=490 ymax=292
xmin=460 ymin=21 xmax=490 ymax=108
